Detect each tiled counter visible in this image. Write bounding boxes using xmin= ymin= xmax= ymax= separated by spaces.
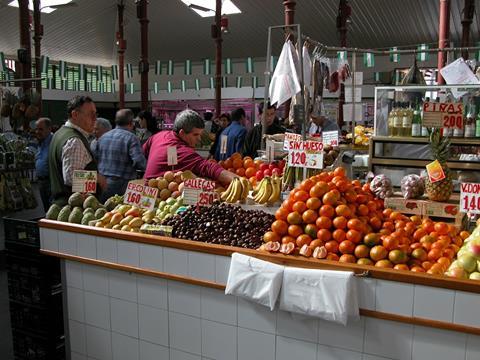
xmin=39 ymin=222 xmax=480 ymax=360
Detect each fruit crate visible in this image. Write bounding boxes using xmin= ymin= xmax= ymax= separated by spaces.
xmin=3 ymin=216 xmax=40 ymax=249
xmin=7 ymin=270 xmax=62 ymax=307
xmin=12 ymin=329 xmax=65 ymax=360
xmin=6 ymin=249 xmax=61 ymax=284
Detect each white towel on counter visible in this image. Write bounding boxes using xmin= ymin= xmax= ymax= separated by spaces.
xmin=225 ymin=253 xmax=284 ymax=311
xmin=279 ymin=267 xmax=359 ymax=325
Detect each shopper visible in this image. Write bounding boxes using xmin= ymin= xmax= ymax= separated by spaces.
xmin=215 ymin=108 xmax=247 ymax=160
xmin=243 ymin=102 xmax=286 ymax=158
xmin=209 ymin=113 xmax=231 ymax=159
xmin=95 ymin=109 xmax=146 ymax=202
xmin=48 ymin=95 xmax=106 ymax=205
xmin=90 ymin=117 xmax=112 ymax=153
xmin=308 ymin=104 xmax=340 ymax=136
xmin=143 ymin=109 xmax=236 ymax=185
xmin=35 ymin=117 xmax=53 ymax=211
xmin=136 ymin=110 xmax=159 ymax=145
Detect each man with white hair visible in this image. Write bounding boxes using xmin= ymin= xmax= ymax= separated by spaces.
xmin=91 ymin=117 xmax=112 ymax=153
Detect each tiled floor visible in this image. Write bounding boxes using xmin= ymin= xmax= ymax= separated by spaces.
xmin=0 ymin=268 xmax=14 ymax=360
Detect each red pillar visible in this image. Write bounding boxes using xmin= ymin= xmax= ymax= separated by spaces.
xmin=437 ymin=0 xmax=451 ymax=85
xmin=460 ymin=0 xmax=475 ymax=59
xmin=283 ymin=0 xmax=296 ymax=120
xmin=18 ymin=0 xmax=32 ymax=92
xmin=118 ymin=2 xmax=126 ymax=109
xmin=33 ymin=0 xmax=42 ymax=113
xmin=136 ymin=0 xmax=149 ymax=110
xmin=214 ymin=0 xmax=222 ymax=118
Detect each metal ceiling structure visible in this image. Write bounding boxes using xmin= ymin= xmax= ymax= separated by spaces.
xmin=0 ymin=0 xmax=478 ymax=66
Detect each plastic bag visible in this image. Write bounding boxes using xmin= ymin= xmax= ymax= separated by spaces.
xmin=370 ymin=174 xmax=393 ymax=199
xmin=401 ymin=174 xmax=425 ymax=199
xmin=269 ymin=41 xmax=301 ymax=107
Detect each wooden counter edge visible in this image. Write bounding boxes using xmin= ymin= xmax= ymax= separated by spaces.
xmin=39 ymin=219 xmax=480 ymax=294
xmin=41 ymin=249 xmax=480 ymax=337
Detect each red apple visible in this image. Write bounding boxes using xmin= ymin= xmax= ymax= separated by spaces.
xmin=263 ymin=169 xmax=272 ymax=177
xmin=260 ymin=163 xmax=269 ymax=172
xmin=255 ymin=170 xmax=264 ymax=181
xmin=272 ymin=168 xmax=282 ymax=176
xmin=268 ymin=164 xmax=276 ymax=171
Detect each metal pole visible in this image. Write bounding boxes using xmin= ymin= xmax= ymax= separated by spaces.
xmin=351 ymin=51 xmax=356 ymax=144
xmin=214 ymin=0 xmax=222 ymax=118
xmin=117 ymin=1 xmax=126 ymax=109
xmin=18 ymin=0 xmax=32 ymax=92
xmin=460 ymin=0 xmax=475 ymax=59
xmin=437 ymin=0 xmax=450 ymax=85
xmin=262 ymin=27 xmax=273 ymax=151
xmin=337 ymin=0 xmax=350 ymax=129
xmin=33 ymin=0 xmax=42 ymax=113
xmin=283 ymin=0 xmax=296 ymax=121
xmin=136 ymin=0 xmax=149 ymax=110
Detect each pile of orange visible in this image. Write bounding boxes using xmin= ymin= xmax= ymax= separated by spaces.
xmin=261 ymin=167 xmax=468 ymax=276
xmin=218 ymin=153 xmax=264 ymax=187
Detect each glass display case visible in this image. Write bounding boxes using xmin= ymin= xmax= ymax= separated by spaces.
xmin=371 ymin=85 xmax=480 ymax=187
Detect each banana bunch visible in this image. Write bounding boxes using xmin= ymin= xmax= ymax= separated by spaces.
xmin=253 ymin=176 xmax=281 ymax=205
xmin=221 ymin=177 xmax=250 ymax=203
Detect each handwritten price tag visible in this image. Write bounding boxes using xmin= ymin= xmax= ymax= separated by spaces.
xmin=183 ymin=178 xmax=219 ymax=206
xmin=460 ymin=182 xmax=480 ymax=214
xmin=124 ymin=181 xmax=159 ymax=211
xmin=322 ymin=131 xmax=339 ymax=147
xmin=287 ymin=140 xmax=324 ymax=169
xmin=283 ymin=132 xmax=302 ymax=151
xmin=72 ymin=170 xmax=97 ymax=193
xmin=422 ymin=102 xmax=463 ymax=129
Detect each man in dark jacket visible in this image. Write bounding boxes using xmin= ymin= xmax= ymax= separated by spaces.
xmin=243 ymin=102 xmax=285 ymax=158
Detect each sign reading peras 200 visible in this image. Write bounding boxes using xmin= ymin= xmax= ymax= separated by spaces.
xmin=422 ymin=102 xmax=463 ymax=129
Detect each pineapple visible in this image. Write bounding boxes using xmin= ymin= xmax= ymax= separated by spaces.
xmin=425 ymin=128 xmax=453 ymax=202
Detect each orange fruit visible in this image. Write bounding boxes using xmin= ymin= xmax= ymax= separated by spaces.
xmin=411 ymin=248 xmax=427 ymax=261
xmin=333 ymin=216 xmax=348 ymax=229
xmin=323 ymin=191 xmax=340 ymax=206
xmin=275 ymin=207 xmax=289 ymax=221
xmin=306 ymin=197 xmax=321 ymax=210
xmin=316 ymin=216 xmax=332 ymax=230
xmin=317 ymin=229 xmax=332 ymax=242
xmin=302 ymin=209 xmax=318 ymax=224
xmin=263 ymin=231 xmax=280 ymax=243
xmin=346 ymin=229 xmax=362 ymax=244
xmin=347 ymin=218 xmax=364 ymax=232
xmin=363 ymin=233 xmax=381 ymax=247
xmin=231 ymin=152 xmax=242 ymax=159
xmin=300 ymin=179 xmax=315 ymax=192
xmin=232 ymin=158 xmax=243 ymax=169
xmin=375 ymin=259 xmax=394 ymax=268
xmin=319 ymin=205 xmax=335 ymax=218
xmin=369 ymin=216 xmax=382 ymax=230
xmin=288 ymin=224 xmax=304 ymax=238
xmin=339 ymin=254 xmax=357 ymax=263
xmin=243 ymin=158 xmax=254 ymax=169
xmin=296 ymin=234 xmax=312 ymax=247
xmin=333 ymin=167 xmax=346 ymax=177
xmin=235 ymin=168 xmax=245 ymax=176
xmin=294 ymin=190 xmax=309 ymax=203
xmin=249 ymin=176 xmax=257 ymax=187
xmin=354 ymin=244 xmax=370 ymax=258
xmin=335 ymin=204 xmax=352 ymax=217
xmin=357 ymin=204 xmax=369 ymax=216
xmin=304 ymin=224 xmax=318 ymax=239
xmin=325 ymin=240 xmax=339 ymax=253
xmin=310 ymin=182 xmax=329 ymax=198
xmin=245 ymin=167 xmax=256 ymax=178
xmin=388 ymin=249 xmax=408 ymax=264
xmin=326 ymin=253 xmax=340 ymax=261
xmin=434 ymin=222 xmax=449 ymax=235
xmin=370 ymin=245 xmax=388 ymax=261
xmin=292 ymin=201 xmax=307 ymax=214
xmin=339 ymin=240 xmax=355 ymax=254
xmin=286 ymin=211 xmax=302 ymax=225
xmin=460 ymin=231 xmax=470 ymax=240
xmin=271 ymin=220 xmax=288 ymax=236
xmin=427 ymin=248 xmax=442 ymax=261
xmin=383 ymin=235 xmax=399 ymax=251
xmin=333 ymin=229 xmax=346 ymax=242
xmin=281 ymin=235 xmax=296 ymax=244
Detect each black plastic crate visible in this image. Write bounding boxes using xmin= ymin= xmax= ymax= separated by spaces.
xmin=7 ymin=271 xmax=62 ymax=307
xmin=12 ymin=329 xmax=65 ymax=360
xmin=6 ymin=250 xmax=61 ymax=284
xmin=4 ymin=217 xmax=40 ymax=249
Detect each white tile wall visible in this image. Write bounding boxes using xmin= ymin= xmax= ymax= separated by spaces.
xmin=69 ymin=320 xmax=87 ymax=355
xmin=40 ymin=227 xmax=59 ymax=251
xmin=276 ymin=336 xmax=317 ymax=360
xmin=277 ymin=310 xmax=318 ymax=343
xmin=169 ymin=312 xmax=202 ymax=355
xmin=318 ymin=318 xmax=365 ymax=353
xmin=411 ymin=325 xmax=466 ymax=360
xmin=59 ymin=230 xmax=77 ymax=255
xmin=117 ymin=241 xmax=140 ymax=267
xmin=364 ymin=318 xmax=413 ymax=360
xmin=164 ymin=248 xmax=189 ymax=276
xmin=454 ymin=291 xmax=480 ymax=328
xmin=84 ymin=292 xmax=110 ymax=330
xmin=237 ymin=328 xmax=275 ymax=360
xmin=112 ymin=332 xmax=139 ymax=360
xmin=237 ymin=297 xmax=276 ymax=334
xmin=188 ymin=251 xmax=216 ymax=282
xmin=170 ymin=349 xmax=202 ymax=360
xmin=215 ymin=255 xmax=231 ymax=284
xmin=202 ymin=319 xmax=237 ymax=360
xmin=375 ymin=280 xmax=414 ymax=317
xmin=97 ymin=237 xmax=117 ymax=263
xmin=357 ymin=279 xmax=376 ymax=311
xmin=138 ymin=305 xmax=169 ymax=347
xmin=110 ymin=298 xmax=139 ymax=338
xmin=201 ymin=287 xmax=237 ymax=325
xmin=168 ymin=281 xmax=201 ymax=317
xmin=85 ymin=325 xmax=112 ymax=360
xmin=109 ymin=270 xmax=137 ymax=302
xmin=139 ymin=244 xmax=164 ymax=272
xmin=317 ymin=345 xmax=363 ymax=360
xmin=83 ymin=266 xmax=109 ymax=295
xmin=137 ymin=275 xmax=168 ymax=310
xmin=67 ymin=286 xmax=85 ymax=322
xmin=466 ymin=334 xmax=480 ymax=360
xmin=77 ymin=234 xmax=97 ymax=258
xmin=139 ymin=341 xmax=169 ymax=360
xmin=66 ymin=260 xmax=83 ymax=289
xmin=413 ymin=285 xmax=454 ymax=323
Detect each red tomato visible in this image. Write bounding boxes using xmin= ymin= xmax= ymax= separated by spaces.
xmin=263 ymin=169 xmax=272 ymax=177
xmin=269 ymin=164 xmax=276 ymax=171
xmin=255 ymin=171 xmax=264 ymax=181
xmin=260 ymin=164 xmax=269 ymax=172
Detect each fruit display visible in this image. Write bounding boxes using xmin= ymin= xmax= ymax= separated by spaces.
xmin=45 ymin=193 xmax=104 ymax=224
xmin=345 ymin=125 xmax=373 ymax=147
xmin=446 ymin=224 xmax=480 ymax=280
xmin=156 ymin=196 xmax=185 ymax=221
xmin=370 ymin=174 xmax=394 ymax=199
xmin=401 ymin=174 xmax=425 ymax=199
xmin=252 ymin=176 xmax=281 ymax=205
xmin=220 ymin=177 xmax=250 ymax=203
xmin=260 ymin=167 xmax=467 ymax=275
xmin=162 ymin=202 xmax=274 ymax=249
xmin=147 ymin=170 xmax=195 ymax=201
xmin=425 ymin=129 xmax=453 ymax=202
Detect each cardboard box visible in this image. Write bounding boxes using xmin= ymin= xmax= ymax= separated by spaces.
xmin=384 ymin=198 xmax=424 ymax=215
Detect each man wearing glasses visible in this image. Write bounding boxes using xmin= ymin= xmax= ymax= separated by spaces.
xmin=48 ymin=95 xmax=106 ymax=206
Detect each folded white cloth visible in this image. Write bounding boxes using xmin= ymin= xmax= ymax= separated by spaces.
xmin=225 ymin=253 xmax=284 ymax=311
xmin=279 ymin=267 xmax=359 ymax=325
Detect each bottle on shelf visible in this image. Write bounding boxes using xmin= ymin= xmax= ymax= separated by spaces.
xmin=387 ymin=102 xmax=396 ymax=136
xmin=421 ymin=97 xmax=430 ymax=137
xmin=476 ymin=108 xmax=480 ymax=138
xmin=401 ymin=102 xmax=413 ymax=137
xmin=392 ymin=102 xmax=403 ymax=136
xmin=411 ymin=102 xmax=422 ymax=137
xmin=464 ymin=100 xmax=476 ymax=138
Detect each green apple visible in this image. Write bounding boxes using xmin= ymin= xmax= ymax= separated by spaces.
xmin=458 ymin=254 xmax=477 ymax=273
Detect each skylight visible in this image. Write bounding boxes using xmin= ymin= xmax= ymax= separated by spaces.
xmin=180 ymin=0 xmax=241 ymax=17
xmin=8 ymin=0 xmax=73 ymax=14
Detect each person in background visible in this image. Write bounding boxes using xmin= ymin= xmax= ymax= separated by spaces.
xmin=209 ymin=113 xmax=230 ymax=159
xmin=48 ymin=95 xmax=106 ymax=205
xmin=243 ymin=102 xmax=285 ymax=158
xmin=215 ymin=107 xmax=247 ymax=160
xmin=95 ymin=109 xmax=146 ymax=202
xmin=136 ymin=110 xmax=159 ymax=145
xmin=308 ymin=103 xmax=340 ymax=137
xmin=35 ymin=117 xmax=53 ymax=210
xmin=203 ymin=111 xmax=214 ymax=134
xmin=90 ymin=117 xmax=112 ymax=153
xmin=143 ymin=109 xmax=236 ymax=186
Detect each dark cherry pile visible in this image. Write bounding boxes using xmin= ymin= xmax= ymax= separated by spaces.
xmin=163 ymin=202 xmax=275 ymax=249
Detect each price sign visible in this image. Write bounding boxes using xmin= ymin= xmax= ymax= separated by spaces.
xmin=183 ymin=178 xmax=219 ymax=206
xmin=422 ymin=102 xmax=463 ymax=129
xmin=283 ymin=132 xmax=302 ymax=151
xmin=220 ymin=135 xmax=228 ymax=155
xmin=72 ymin=170 xmax=97 ymax=193
xmin=124 ymin=181 xmax=159 ymax=210
xmin=167 ymin=146 xmax=178 ymax=166
xmin=322 ymin=131 xmax=339 ymax=147
xmin=266 ymin=139 xmax=275 ymax=163
xmin=287 ymin=140 xmax=324 ymax=169
xmin=460 ymin=182 xmax=480 ymax=214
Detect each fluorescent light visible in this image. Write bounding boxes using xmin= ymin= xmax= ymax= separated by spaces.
xmin=180 ymin=0 xmax=241 ymax=17
xmin=8 ymin=0 xmax=72 ymax=13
